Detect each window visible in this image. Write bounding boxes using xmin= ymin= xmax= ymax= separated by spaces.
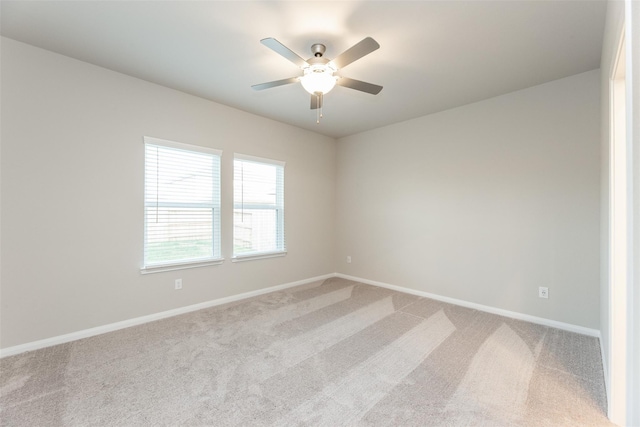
xmin=143 ymin=137 xmax=222 ymax=271
xmin=233 ymin=154 xmax=285 ymax=260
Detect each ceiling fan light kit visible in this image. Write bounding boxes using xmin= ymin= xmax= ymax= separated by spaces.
xmin=300 ymin=63 xmax=337 ymax=95
xmin=252 ymin=37 xmax=383 ymax=123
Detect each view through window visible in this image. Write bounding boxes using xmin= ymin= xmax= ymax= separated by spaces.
xmin=233 ymin=154 xmax=285 ymax=258
xmin=144 ymin=137 xmax=221 ymax=268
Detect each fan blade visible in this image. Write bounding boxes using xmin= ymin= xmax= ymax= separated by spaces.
xmin=261 ymin=38 xmax=309 ymax=68
xmin=310 ymin=92 xmax=323 ymax=110
xmin=252 ymin=77 xmax=299 ymax=91
xmin=336 ymin=77 xmax=383 ymax=95
xmin=332 ymin=37 xmax=380 ymax=69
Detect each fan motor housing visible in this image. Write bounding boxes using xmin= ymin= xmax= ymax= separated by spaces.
xmin=307 ymin=56 xmax=330 ymax=66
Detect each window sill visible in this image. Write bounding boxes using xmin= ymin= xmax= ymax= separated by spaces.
xmin=231 ymin=251 xmax=287 ymax=263
xmin=140 ymin=258 xmax=224 ymax=274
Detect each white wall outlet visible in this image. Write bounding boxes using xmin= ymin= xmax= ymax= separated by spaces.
xmin=346 ymin=256 xmax=352 ymax=264
xmin=175 ymin=279 xmax=183 ymax=290
xmin=539 ymin=287 xmax=548 ymax=299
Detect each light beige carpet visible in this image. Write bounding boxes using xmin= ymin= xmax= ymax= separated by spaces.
xmin=0 ymin=278 xmax=612 ymax=426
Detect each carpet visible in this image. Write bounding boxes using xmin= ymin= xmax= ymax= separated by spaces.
xmin=0 ymin=277 xmax=612 ymax=426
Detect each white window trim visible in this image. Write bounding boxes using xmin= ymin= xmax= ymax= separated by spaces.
xmin=142 ymin=136 xmax=222 ymax=272
xmin=141 ymin=258 xmax=225 ymax=274
xmin=234 ymin=152 xmax=286 ymax=167
xmin=231 ymin=251 xmax=287 ymax=263
xmin=144 ymin=136 xmax=222 ymax=157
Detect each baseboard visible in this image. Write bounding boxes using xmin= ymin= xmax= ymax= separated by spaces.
xmin=336 ymin=273 xmax=601 ymax=337
xmin=0 ymin=273 xmax=335 ymax=358
xmin=598 ymin=331 xmax=611 ymax=418
xmin=1 ymin=271 xmax=602 ymax=358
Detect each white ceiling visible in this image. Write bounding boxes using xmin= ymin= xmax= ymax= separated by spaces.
xmin=1 ymin=1 xmax=607 ymax=139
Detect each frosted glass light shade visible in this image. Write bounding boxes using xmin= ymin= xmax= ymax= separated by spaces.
xmin=300 ymin=66 xmax=337 ymax=94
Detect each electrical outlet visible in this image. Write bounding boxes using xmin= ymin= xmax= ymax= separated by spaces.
xmin=346 ymin=256 xmax=352 ymax=264
xmin=539 ymin=287 xmax=548 ymax=299
xmin=175 ymin=279 xmax=183 ymax=290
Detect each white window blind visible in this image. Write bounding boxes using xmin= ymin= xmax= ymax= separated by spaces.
xmin=233 ymin=154 xmax=285 ymax=259
xmin=144 ymin=137 xmax=221 ymax=270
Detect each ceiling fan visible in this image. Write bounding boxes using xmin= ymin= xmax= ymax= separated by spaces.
xmin=252 ymin=37 xmax=383 ymax=122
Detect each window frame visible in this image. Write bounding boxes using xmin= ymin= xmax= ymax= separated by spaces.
xmin=232 ymin=153 xmax=286 ymax=262
xmin=141 ymin=136 xmax=223 ymax=274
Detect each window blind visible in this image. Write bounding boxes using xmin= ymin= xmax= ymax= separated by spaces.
xmin=233 ymin=154 xmax=285 ymax=258
xmin=144 ymin=137 xmax=221 ymax=268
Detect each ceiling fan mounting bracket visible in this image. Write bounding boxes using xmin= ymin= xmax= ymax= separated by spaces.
xmin=310 ymin=43 xmax=326 ymax=58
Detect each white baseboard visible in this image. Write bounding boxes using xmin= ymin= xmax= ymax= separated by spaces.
xmin=1 ymin=272 xmax=602 ymax=358
xmin=598 ymin=331 xmax=610 ymax=418
xmin=0 ymin=273 xmax=335 ymax=358
xmin=336 ymin=273 xmax=601 ymax=337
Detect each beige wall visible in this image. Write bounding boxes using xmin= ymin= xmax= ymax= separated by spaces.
xmin=1 ymin=36 xmax=605 ymax=352
xmin=0 ymin=38 xmax=337 ymax=349
xmin=336 ymin=70 xmax=601 ymax=329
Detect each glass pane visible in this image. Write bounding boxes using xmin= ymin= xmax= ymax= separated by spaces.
xmin=145 ymin=207 xmax=213 ymax=264
xmin=146 ymin=145 xmax=214 ymax=205
xmin=233 ymin=160 xmax=277 ymax=206
xmin=233 ymin=209 xmax=277 ymax=255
